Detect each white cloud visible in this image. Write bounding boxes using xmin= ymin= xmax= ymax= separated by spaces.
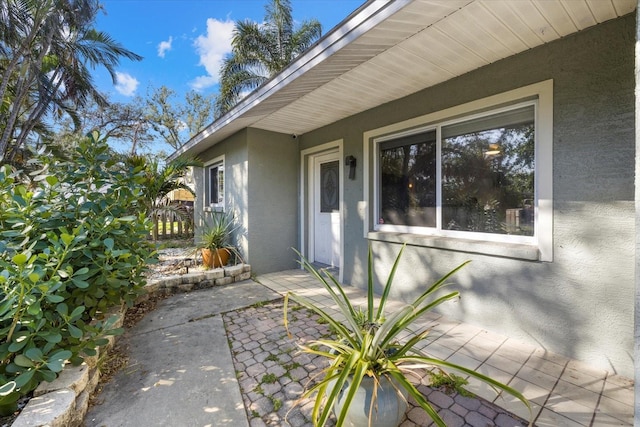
xmin=191 ymin=18 xmax=234 ymax=90
xmin=157 ymin=36 xmax=173 ymax=58
xmin=114 ymin=72 xmax=139 ymax=96
xmin=190 ymin=75 xmax=218 ymax=92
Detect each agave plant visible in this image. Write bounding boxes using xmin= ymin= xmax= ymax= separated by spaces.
xmin=284 ymin=244 xmax=531 ymax=427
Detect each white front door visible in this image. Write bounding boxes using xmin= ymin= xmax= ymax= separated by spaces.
xmin=312 ymin=152 xmax=340 ymax=267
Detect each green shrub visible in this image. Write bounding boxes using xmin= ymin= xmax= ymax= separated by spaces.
xmin=0 ymin=132 xmax=155 ymax=414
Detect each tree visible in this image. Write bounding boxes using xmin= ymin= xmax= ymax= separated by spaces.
xmin=52 ymin=97 xmax=153 ymax=156
xmin=50 ymin=86 xmax=214 ymax=156
xmin=215 ymin=0 xmax=321 ymax=117
xmin=145 ymin=85 xmax=215 ymax=151
xmin=122 ymin=154 xmax=202 ymax=240
xmin=145 ymin=86 xmax=183 ymax=150
xmin=0 ymin=0 xmax=142 ymax=163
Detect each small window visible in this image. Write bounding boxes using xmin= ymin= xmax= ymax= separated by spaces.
xmin=207 ymin=162 xmax=224 ymax=208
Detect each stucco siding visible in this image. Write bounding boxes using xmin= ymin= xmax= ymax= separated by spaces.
xmin=194 ymin=130 xmax=249 ymax=259
xmin=246 ymin=128 xmax=299 ymax=273
xmin=301 ymin=14 xmax=635 ymax=376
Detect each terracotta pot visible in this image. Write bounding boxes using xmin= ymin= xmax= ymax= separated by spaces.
xmin=202 ymin=248 xmax=230 ymax=268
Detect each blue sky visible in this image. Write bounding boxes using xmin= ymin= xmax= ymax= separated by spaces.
xmin=94 ymin=0 xmax=363 ymax=103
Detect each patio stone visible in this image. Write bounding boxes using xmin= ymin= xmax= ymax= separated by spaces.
xmin=223 ymin=298 xmax=533 ymax=427
xmin=465 ymin=410 xmax=493 ymax=427
xmin=428 ymin=390 xmax=455 ymax=408
xmin=68 ymin=269 xmax=632 ymax=427
xmin=450 ymin=402 xmax=469 ymax=417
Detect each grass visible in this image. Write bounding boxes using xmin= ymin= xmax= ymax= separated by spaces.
xmin=250 ymin=300 xmax=268 ymax=308
xmin=265 ymin=354 xmax=279 ymax=363
xmin=428 ymin=369 xmax=474 ymax=397
xmin=283 ymin=362 xmax=301 ymax=371
xmin=270 ymin=396 xmax=283 ymax=411
xmin=261 ymin=373 xmax=278 ymax=384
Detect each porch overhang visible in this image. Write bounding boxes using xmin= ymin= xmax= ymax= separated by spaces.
xmin=170 ymin=0 xmax=636 ymax=160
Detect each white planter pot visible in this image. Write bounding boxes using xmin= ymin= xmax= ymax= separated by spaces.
xmin=332 ymin=375 xmax=408 ymax=427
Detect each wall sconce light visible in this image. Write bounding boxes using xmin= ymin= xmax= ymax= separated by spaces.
xmin=345 ymin=155 xmax=356 ymax=180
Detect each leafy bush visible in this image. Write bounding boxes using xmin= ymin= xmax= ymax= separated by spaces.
xmin=0 ymin=132 xmax=155 ymax=414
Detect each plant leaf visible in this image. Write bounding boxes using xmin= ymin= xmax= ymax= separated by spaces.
xmin=0 ymin=382 xmax=16 ymax=397
xmin=376 ymin=244 xmax=405 ymax=322
xmin=14 ymin=355 xmax=34 ymax=367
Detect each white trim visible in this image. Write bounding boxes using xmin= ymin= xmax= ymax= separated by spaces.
xmin=363 ymin=79 xmax=554 ymax=261
xmin=203 ymin=155 xmax=225 ymax=212
xmin=300 ymin=140 xmax=344 ymax=282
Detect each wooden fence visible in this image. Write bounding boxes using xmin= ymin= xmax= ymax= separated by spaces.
xmin=153 ymin=205 xmax=194 ymax=240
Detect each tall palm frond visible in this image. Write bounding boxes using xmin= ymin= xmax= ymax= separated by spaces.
xmin=215 ymin=0 xmax=321 ymax=117
xmin=0 ymin=0 xmax=142 ymax=164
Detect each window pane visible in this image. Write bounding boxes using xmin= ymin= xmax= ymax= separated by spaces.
xmin=320 ymin=161 xmax=339 ymax=213
xmin=442 ymin=106 xmax=535 ymax=236
xmin=209 ymin=163 xmax=224 ymax=205
xmin=217 ymin=165 xmax=224 ymax=204
xmin=209 ymin=166 xmax=218 ymax=205
xmin=380 ymin=130 xmax=436 ymax=227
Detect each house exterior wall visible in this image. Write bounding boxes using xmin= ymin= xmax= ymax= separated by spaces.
xmin=300 ymin=14 xmax=635 ymax=376
xmin=194 ymin=130 xmax=249 ymax=259
xmin=193 ymin=128 xmax=298 ymax=273
xmin=246 ymin=128 xmax=299 ymax=273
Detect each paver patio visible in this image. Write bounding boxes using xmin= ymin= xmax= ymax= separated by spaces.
xmin=225 ymin=300 xmax=529 ymax=426
xmin=256 ymin=269 xmax=634 ymax=427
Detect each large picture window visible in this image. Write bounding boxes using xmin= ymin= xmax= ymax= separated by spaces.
xmin=376 ymin=102 xmax=536 ymax=243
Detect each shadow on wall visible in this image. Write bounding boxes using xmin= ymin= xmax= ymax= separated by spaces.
xmin=360 ymin=203 xmax=633 ymax=376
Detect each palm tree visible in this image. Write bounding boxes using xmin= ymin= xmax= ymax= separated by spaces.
xmin=215 ymin=0 xmax=321 ymax=117
xmin=123 ymin=154 xmax=202 ymax=240
xmin=0 ymin=0 xmax=142 ymax=163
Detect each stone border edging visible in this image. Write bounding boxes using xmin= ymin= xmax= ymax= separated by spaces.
xmin=10 ymin=263 xmax=251 ymax=427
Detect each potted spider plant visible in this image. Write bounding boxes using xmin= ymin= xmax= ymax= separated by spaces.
xmin=285 ymin=244 xmax=531 ymax=427
xmin=198 ymin=210 xmax=238 ymax=268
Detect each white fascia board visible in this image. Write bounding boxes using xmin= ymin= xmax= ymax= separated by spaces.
xmin=168 ymin=0 xmax=412 ymax=161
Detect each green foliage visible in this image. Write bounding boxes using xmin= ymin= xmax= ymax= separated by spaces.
xmin=265 ymin=354 xmax=279 ymax=363
xmin=0 ymin=132 xmax=154 ymax=413
xmin=428 ymin=369 xmax=473 ymax=397
xmin=145 ymin=86 xmax=215 ymax=150
xmin=270 ymin=396 xmax=282 ymax=411
xmin=0 ymin=0 xmax=142 ymax=163
xmin=285 ymin=244 xmax=532 ymax=427
xmin=122 ymin=154 xmax=200 ymax=241
xmin=198 ymin=210 xmax=238 ymax=251
xmin=261 ymin=373 xmax=278 ymax=384
xmin=215 ymin=0 xmax=322 ymax=117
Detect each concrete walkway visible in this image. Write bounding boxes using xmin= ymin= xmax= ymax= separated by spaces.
xmin=84 ymin=270 xmax=634 ymax=426
xmin=84 ymin=281 xmax=281 ymax=427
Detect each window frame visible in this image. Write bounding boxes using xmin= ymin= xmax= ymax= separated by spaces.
xmin=204 ymin=156 xmax=225 ymax=212
xmin=363 ymin=80 xmax=553 ymax=261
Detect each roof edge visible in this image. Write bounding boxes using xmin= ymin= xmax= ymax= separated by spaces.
xmin=168 ymin=0 xmax=411 ymax=161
